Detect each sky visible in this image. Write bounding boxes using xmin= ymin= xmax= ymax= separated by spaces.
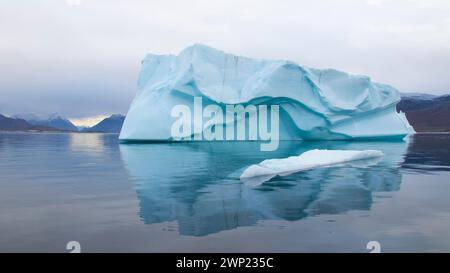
xmin=69 ymin=114 xmax=109 ymax=127
xmin=1 ymin=0 xmax=450 ymax=123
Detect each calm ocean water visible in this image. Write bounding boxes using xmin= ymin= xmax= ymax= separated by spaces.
xmin=0 ymin=132 xmax=450 ymax=252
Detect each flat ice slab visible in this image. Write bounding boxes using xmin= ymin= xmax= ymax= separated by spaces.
xmin=240 ymin=149 xmax=384 ymax=186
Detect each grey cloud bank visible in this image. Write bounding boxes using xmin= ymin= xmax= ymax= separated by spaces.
xmin=1 ymin=0 xmax=449 ymax=118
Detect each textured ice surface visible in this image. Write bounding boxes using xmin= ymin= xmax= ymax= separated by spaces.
xmin=120 ymin=44 xmax=414 ymax=141
xmin=240 ymin=149 xmax=384 ymax=186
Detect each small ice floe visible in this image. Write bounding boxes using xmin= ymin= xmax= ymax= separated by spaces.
xmin=240 ymin=149 xmax=384 ymax=186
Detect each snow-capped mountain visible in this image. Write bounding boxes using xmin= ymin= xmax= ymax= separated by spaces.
xmin=13 ymin=113 xmax=78 ymax=131
xmin=83 ymin=114 xmax=125 ymax=133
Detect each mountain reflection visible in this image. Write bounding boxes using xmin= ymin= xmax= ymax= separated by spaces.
xmin=402 ymin=134 xmax=450 ymax=172
xmin=119 ymin=140 xmax=408 ymax=236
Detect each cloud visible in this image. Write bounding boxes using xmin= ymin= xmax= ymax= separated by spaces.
xmin=65 ymin=0 xmax=82 ymax=7
xmin=366 ymin=0 xmax=385 ymax=6
xmin=0 ymin=0 xmax=449 ymax=117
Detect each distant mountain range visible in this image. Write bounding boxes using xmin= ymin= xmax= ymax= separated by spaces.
xmin=0 ymin=114 xmax=61 ymax=131
xmin=1 ymin=94 xmax=449 ymax=133
xmin=13 ymin=113 xmax=78 ymax=131
xmin=398 ymin=93 xmax=450 ymax=132
xmin=0 ymin=114 xmax=125 ymax=133
xmin=82 ymin=114 xmax=125 ymax=133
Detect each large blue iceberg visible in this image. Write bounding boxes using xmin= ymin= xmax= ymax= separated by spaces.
xmin=120 ymin=44 xmax=414 ymax=142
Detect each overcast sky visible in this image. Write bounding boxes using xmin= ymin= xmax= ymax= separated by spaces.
xmin=1 ymin=0 xmax=449 ymax=120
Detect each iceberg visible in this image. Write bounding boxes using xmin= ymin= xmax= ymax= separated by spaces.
xmin=120 ymin=44 xmax=414 ymax=142
xmin=240 ymin=149 xmax=384 ymax=186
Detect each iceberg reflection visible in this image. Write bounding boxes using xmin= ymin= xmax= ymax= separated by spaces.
xmin=119 ymin=141 xmax=407 ymax=236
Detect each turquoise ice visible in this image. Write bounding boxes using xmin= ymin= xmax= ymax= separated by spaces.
xmin=120 ymin=44 xmax=414 ymax=141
